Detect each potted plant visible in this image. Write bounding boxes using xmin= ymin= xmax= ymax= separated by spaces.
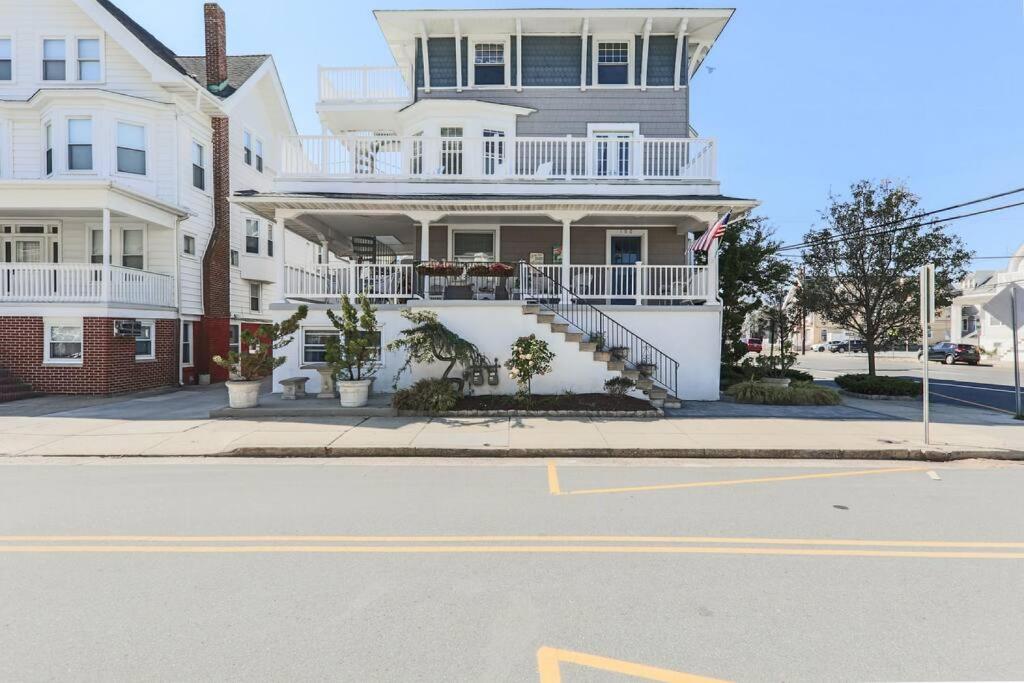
xmin=609 ymin=346 xmax=630 ymax=362
xmin=588 ymin=331 xmax=606 ymax=351
xmin=637 ymin=358 xmax=657 ymax=377
xmin=213 ymin=306 xmax=308 ymax=408
xmin=465 ymin=262 xmax=514 ymax=278
xmin=416 ymin=261 xmax=464 ymax=278
xmin=324 ymin=294 xmax=381 ymax=407
xmin=386 ymin=309 xmax=484 ymax=395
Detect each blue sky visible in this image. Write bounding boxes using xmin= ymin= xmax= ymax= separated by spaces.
xmin=116 ymin=0 xmax=1024 ymax=270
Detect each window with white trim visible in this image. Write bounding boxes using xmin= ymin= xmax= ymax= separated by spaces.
xmin=255 ymin=138 xmax=264 ymax=172
xmin=67 ymin=118 xmax=92 ymax=171
xmin=230 ymin=249 xmax=239 ymax=267
xmin=596 ymin=40 xmax=631 ymax=85
xmin=452 ymin=230 xmax=497 ymax=262
xmin=410 ymin=131 xmax=423 ymax=175
xmin=191 ymin=141 xmax=206 ymax=190
xmin=302 ymin=329 xmax=335 ymax=363
xmin=440 ymin=127 xmax=463 ymax=176
xmin=122 ymin=228 xmax=143 ymax=269
xmin=243 ymin=130 xmax=253 ymax=166
xmin=266 ymin=225 xmax=274 ymax=257
xmin=473 ymin=42 xmax=505 ymax=86
xmin=77 ymin=38 xmax=100 ymax=81
xmin=249 ymin=283 xmax=261 ymax=312
xmin=116 ymin=122 xmax=146 ymax=175
xmin=135 ymin=320 xmax=155 ymax=360
xmin=43 ymin=39 xmax=66 ymax=81
xmin=482 ymin=129 xmax=505 ymax=176
xmin=228 ymin=324 xmax=241 ymax=356
xmin=44 ymin=123 xmax=53 ymax=175
xmin=90 ymin=229 xmax=104 ymax=264
xmin=44 ymin=318 xmax=83 ymax=364
xmin=245 ymin=218 xmax=260 ymax=254
xmin=182 ymin=233 xmax=196 ymax=256
xmin=181 ymin=322 xmax=193 ymax=365
xmin=0 ymin=39 xmax=12 ymax=81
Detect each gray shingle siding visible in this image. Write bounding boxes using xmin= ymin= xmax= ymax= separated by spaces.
xmin=521 ymin=36 xmax=582 ymax=87
xmin=646 ymin=36 xmax=678 ymax=86
xmin=427 ymin=37 xmax=458 ymax=88
xmin=418 ymin=89 xmax=689 ymax=138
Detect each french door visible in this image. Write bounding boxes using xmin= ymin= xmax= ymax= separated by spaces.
xmin=593 ymin=131 xmax=632 ymax=177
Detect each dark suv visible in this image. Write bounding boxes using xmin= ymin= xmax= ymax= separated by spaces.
xmin=918 ymin=342 xmax=981 ymax=366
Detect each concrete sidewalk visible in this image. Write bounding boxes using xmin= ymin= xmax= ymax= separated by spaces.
xmin=0 ymin=386 xmax=1020 ymax=459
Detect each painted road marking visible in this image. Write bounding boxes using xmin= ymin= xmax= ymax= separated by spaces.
xmin=930 ymin=382 xmax=1017 ymax=394
xmin=560 ymin=466 xmax=929 ymax=497
xmin=930 ymin=390 xmax=1016 ymax=415
xmin=547 ymin=461 xmax=561 ymax=495
xmin=927 ymin=470 xmax=942 ymax=480
xmin=537 ymin=646 xmax=728 ymax=682
xmin=2 ymin=535 xmax=1024 ymax=548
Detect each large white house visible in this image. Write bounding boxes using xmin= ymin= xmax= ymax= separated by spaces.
xmin=235 ymin=8 xmax=758 ymax=405
xmin=951 ymin=242 xmax=1024 ymax=360
xmin=0 ymin=0 xmax=318 ymax=399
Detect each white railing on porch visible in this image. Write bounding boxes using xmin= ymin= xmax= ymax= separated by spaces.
xmin=285 ymin=263 xmax=414 ymax=300
xmin=523 ymin=264 xmax=711 ymax=303
xmin=0 ymin=263 xmax=175 ymax=307
xmin=281 ymin=134 xmax=717 ymax=182
xmin=318 ymin=67 xmax=412 ymax=103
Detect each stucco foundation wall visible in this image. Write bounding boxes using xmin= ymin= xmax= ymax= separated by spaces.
xmin=272 ymin=303 xmax=721 ymax=401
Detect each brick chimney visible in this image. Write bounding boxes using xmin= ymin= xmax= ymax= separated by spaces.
xmin=197 ymin=2 xmax=231 ymax=383
xmin=204 ymin=3 xmax=228 ymax=93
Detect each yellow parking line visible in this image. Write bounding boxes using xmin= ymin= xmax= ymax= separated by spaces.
xmin=546 ymin=461 xmax=561 ymax=495
xmin=2 ymin=535 xmax=1023 ymax=548
xmin=564 ymin=466 xmax=929 ymax=496
xmin=537 ymin=646 xmax=729 ymax=682
xmin=1 ymin=545 xmax=1023 ymax=559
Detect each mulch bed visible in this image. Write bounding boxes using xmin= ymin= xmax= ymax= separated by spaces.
xmin=455 ymin=393 xmax=651 ymax=411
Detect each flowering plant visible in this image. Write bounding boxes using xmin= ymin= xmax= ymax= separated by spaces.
xmin=416 ymin=261 xmax=465 ymax=277
xmin=504 ymin=334 xmax=555 ymax=397
xmin=466 ymin=262 xmax=515 ymax=278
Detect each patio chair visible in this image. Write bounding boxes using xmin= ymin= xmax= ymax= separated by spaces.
xmin=533 ymin=161 xmax=553 ymax=179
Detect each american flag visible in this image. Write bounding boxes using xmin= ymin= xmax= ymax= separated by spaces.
xmin=689 ymin=211 xmax=732 ymax=252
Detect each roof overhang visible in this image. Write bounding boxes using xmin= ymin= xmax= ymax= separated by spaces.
xmin=0 ymin=180 xmax=189 ymax=227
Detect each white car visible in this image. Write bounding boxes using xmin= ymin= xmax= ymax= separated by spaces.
xmin=811 ymin=342 xmax=828 ymax=352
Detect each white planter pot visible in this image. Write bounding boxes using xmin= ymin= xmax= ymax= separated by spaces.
xmin=337 ymin=379 xmax=372 ymax=408
xmin=225 ymin=380 xmax=262 ymax=408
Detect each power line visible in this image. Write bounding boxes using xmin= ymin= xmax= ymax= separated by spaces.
xmin=779 ymin=198 xmax=1024 ymax=253
xmin=775 ymin=185 xmax=1024 ymax=252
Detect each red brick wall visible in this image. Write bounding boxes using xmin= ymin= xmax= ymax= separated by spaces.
xmin=0 ymin=317 xmax=179 ymax=395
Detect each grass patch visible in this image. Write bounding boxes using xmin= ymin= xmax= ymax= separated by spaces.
xmin=726 ymin=380 xmax=842 ymax=406
xmin=834 ymin=373 xmax=921 ymax=397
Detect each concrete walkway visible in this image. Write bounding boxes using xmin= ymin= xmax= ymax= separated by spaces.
xmin=0 ymin=385 xmax=1020 ymax=459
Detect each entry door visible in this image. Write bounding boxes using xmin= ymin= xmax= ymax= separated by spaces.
xmin=610 ymin=235 xmax=642 ymax=301
xmin=4 ymin=237 xmax=46 ymax=297
xmin=594 ymin=132 xmax=632 ymax=177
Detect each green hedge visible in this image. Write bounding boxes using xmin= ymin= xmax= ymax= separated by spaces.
xmin=392 ymin=378 xmax=459 ymax=412
xmin=720 ymin=364 xmax=815 ymax=386
xmin=833 ymin=374 xmax=921 ymax=397
xmin=726 ymin=381 xmax=841 ymax=406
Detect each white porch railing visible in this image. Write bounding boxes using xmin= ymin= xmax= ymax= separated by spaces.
xmin=284 ymin=262 xmax=709 ymax=304
xmin=285 ymin=263 xmax=414 ymax=300
xmin=0 ymin=263 xmax=175 ymax=307
xmin=280 ymin=134 xmax=717 ymax=182
xmin=318 ymin=67 xmax=412 ymax=103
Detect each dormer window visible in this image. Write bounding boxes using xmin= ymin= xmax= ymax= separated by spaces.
xmin=473 ymin=42 xmax=505 ymax=86
xmin=596 ymin=40 xmax=631 ymax=86
xmin=43 ymin=39 xmax=66 ymax=81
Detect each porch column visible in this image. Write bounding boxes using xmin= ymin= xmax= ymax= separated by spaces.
xmin=274 ymin=210 xmax=288 ymax=302
xmin=101 ymin=208 xmax=111 ymax=302
xmin=560 ymin=218 xmax=572 ymax=299
xmin=419 ymin=219 xmax=430 ymax=261
xmin=950 ymin=302 xmax=963 ymax=342
xmin=707 ymin=219 xmax=721 ymax=304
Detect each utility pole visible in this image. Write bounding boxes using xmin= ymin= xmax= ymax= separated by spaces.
xmin=920 ymin=264 xmax=935 ymax=445
xmin=1012 ymin=284 xmax=1022 ymax=419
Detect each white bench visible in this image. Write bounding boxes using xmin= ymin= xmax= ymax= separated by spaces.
xmin=279 ymin=376 xmax=309 ymax=400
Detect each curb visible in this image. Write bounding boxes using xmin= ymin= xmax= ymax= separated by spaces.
xmin=838 ymin=390 xmax=917 ymax=402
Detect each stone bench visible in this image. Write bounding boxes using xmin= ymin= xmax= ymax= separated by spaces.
xmin=279 ymin=376 xmax=309 ymax=400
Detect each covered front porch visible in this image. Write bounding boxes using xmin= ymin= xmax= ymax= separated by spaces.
xmin=0 ymin=182 xmax=183 ymax=308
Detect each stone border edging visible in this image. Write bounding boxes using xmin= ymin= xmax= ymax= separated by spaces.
xmin=838 ymin=389 xmax=917 ymax=402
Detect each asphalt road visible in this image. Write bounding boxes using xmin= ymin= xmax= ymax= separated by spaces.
xmin=795 ymin=351 xmax=1023 ymax=415
xmin=2 ymin=457 xmax=1024 ymax=681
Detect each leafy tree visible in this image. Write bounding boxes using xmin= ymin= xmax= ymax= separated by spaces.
xmin=324 ymin=295 xmax=381 ymax=381
xmin=386 ymin=309 xmax=484 ymax=393
xmin=213 ymin=306 xmax=308 ymax=381
xmin=505 ymin=334 xmax=555 ymax=398
xmin=717 ymin=216 xmax=791 ymax=364
xmin=799 ymin=180 xmax=972 ymax=375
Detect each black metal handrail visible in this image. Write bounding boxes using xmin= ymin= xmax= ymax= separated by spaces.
xmin=519 ymin=262 xmax=680 ymax=399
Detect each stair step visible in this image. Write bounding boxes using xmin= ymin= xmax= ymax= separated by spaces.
xmin=649 ymin=398 xmax=665 ymax=408
xmin=621 ymin=369 xmax=641 ymax=381
xmin=577 ymin=342 xmax=598 ymax=352
xmin=606 ymin=360 xmax=625 ymax=372
xmin=593 ymin=351 xmax=612 ymax=362
xmin=536 ymin=313 xmax=555 ymax=324
xmin=647 ymin=387 xmax=668 ymax=400
xmin=562 ymin=332 xmax=582 ymax=343
xmin=663 ymin=398 xmax=682 ymax=409
xmin=521 ymin=304 xmax=540 ymax=315
xmin=550 ymin=322 xmax=569 ymax=333
xmin=636 ymin=377 xmax=654 ymax=391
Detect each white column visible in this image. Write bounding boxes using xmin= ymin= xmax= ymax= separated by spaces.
xmin=561 ymin=218 xmax=572 ymax=301
xmin=950 ymin=302 xmax=963 ymax=342
xmin=101 ymin=208 xmax=111 ymax=302
xmin=454 ymin=20 xmax=463 ymax=91
xmin=419 ymin=219 xmax=431 ymax=261
xmin=640 ymin=17 xmax=653 ymax=91
xmin=579 ymin=19 xmax=589 ymax=92
xmin=419 ymin=23 xmax=431 ymax=93
xmin=707 ymin=220 xmax=720 ymax=304
xmin=274 ymin=211 xmax=287 ymax=301
xmin=673 ymin=19 xmax=688 ymax=91
xmin=515 ymin=19 xmax=523 ymax=92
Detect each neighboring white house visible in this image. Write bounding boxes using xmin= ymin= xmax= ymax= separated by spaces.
xmin=951 ymin=242 xmax=1024 ymax=360
xmin=0 ymin=0 xmax=315 ymax=398
xmin=234 ymin=8 xmax=759 ymax=405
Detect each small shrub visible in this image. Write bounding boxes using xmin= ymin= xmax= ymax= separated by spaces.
xmin=604 ymin=376 xmax=636 ymax=396
xmin=588 ymin=331 xmax=606 ymax=350
xmin=392 ymin=378 xmax=459 ymax=412
xmin=505 ymin=335 xmax=555 ymax=397
xmin=834 ymin=373 xmax=921 ymax=397
xmin=726 ymin=380 xmax=841 ymax=406
xmin=785 ymin=368 xmax=815 ymax=382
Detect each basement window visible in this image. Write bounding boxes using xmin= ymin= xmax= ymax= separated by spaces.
xmin=44 ymin=318 xmax=83 ymax=365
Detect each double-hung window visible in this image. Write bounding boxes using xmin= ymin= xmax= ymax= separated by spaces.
xmin=67 ymin=118 xmax=92 ymax=171
xmin=596 ymin=41 xmax=631 ymax=85
xmin=255 ymin=139 xmax=264 ymax=172
xmin=43 ymin=39 xmax=66 ymax=81
xmin=452 ymin=230 xmax=497 ymax=262
xmin=44 ymin=123 xmax=53 ymax=175
xmin=473 ymin=42 xmax=505 ymax=86
xmin=77 ymin=38 xmax=100 ymax=81
xmin=228 ymin=324 xmax=241 ymax=356
xmin=302 ymin=329 xmax=335 ymax=363
xmin=116 ymin=122 xmax=146 ymax=175
xmin=230 ymin=249 xmax=239 ymax=267
xmin=243 ymin=130 xmax=253 ymax=166
xmin=181 ymin=322 xmax=193 ymax=366
xmin=0 ymin=39 xmax=12 ymax=81
xmin=89 ymin=229 xmax=104 ymax=264
xmin=44 ymin=318 xmax=83 ymax=364
xmin=249 ymin=283 xmax=261 ymax=312
xmin=122 ymin=229 xmax=144 ymax=269
xmin=192 ymin=141 xmax=206 ymax=190
xmin=245 ymin=218 xmax=260 ymax=254
xmin=135 ymin=321 xmax=155 ymax=360
xmin=266 ymin=225 xmax=274 ymax=257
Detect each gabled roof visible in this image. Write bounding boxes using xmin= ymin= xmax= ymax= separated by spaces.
xmin=94 ymin=0 xmax=268 ymax=98
xmin=175 ymin=55 xmax=272 ymax=99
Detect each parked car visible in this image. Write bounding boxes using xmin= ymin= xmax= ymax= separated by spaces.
xmin=918 ymin=342 xmax=981 ymax=366
xmin=848 ymin=339 xmax=865 ymax=353
xmin=827 ymin=341 xmax=848 ymax=353
xmin=745 ymin=338 xmax=763 ymax=353
xmin=811 ymin=342 xmax=828 ymax=352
